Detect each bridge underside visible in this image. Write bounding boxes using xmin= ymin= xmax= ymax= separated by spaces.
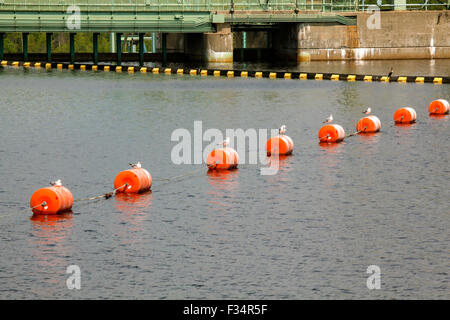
xmin=0 ymin=11 xmax=355 ymax=33
xmin=0 ymin=3 xmax=357 ymax=64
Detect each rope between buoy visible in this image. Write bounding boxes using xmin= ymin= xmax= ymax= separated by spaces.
xmin=30 ymin=201 xmax=47 ymax=210
xmin=346 ymin=130 xmax=362 ymax=137
xmin=319 ymin=133 xmax=330 ymax=141
xmin=74 ymin=183 xmax=128 ymax=202
xmin=153 ymin=167 xmax=204 ymax=186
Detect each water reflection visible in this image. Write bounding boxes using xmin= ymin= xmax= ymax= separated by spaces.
xmin=207 ymin=169 xmax=239 ymax=191
xmin=394 ymin=122 xmax=417 ymax=137
xmin=205 ymin=62 xmax=234 ymax=70
xmin=429 ymin=114 xmax=449 ymax=121
xmin=357 ymin=132 xmax=381 ymax=140
xmin=29 ymin=213 xmax=73 ymax=270
xmin=319 ymin=142 xmax=344 ymax=154
xmin=115 ymin=191 xmax=152 ymax=217
xmin=30 ymin=213 xmax=73 ymax=243
xmin=114 ymin=192 xmax=152 ymax=244
xmin=336 ymin=85 xmax=361 ymax=110
xmin=264 ymin=154 xmax=294 ymax=176
xmin=206 ymin=170 xmax=239 ymax=209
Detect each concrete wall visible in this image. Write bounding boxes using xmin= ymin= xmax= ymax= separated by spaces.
xmin=184 ymin=24 xmax=233 ymax=62
xmin=296 ymin=11 xmax=450 ymax=61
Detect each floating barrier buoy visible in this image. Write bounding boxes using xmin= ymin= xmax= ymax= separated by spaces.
xmin=318 ymin=124 xmax=345 ymax=143
xmin=357 ymin=115 xmax=381 ymax=133
xmin=428 ymin=99 xmax=449 ymax=115
xmin=266 ymin=125 xmax=294 ymax=156
xmin=206 ymin=147 xmax=239 ymax=170
xmin=266 ymin=135 xmax=294 ymax=156
xmin=394 ymin=107 xmax=417 ymax=124
xmin=30 ymin=183 xmax=73 ymax=215
xmin=114 ymin=163 xmax=152 ymax=193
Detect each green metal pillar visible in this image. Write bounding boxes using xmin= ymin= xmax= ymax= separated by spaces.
xmin=110 ymin=33 xmax=116 ymax=53
xmin=70 ymin=33 xmax=76 ymax=64
xmin=93 ymin=33 xmax=99 ymax=65
xmin=22 ymin=33 xmax=29 ymax=62
xmin=241 ymin=31 xmax=247 ymax=62
xmin=139 ymin=33 xmax=144 ymax=66
xmin=116 ymin=33 xmax=122 ymax=66
xmin=152 ymin=32 xmax=156 ymax=53
xmin=162 ymin=33 xmax=167 ymax=67
xmin=46 ymin=33 xmax=52 ymax=62
xmin=0 ymin=33 xmax=4 ymax=61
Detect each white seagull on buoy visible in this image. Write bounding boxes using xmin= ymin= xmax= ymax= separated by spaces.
xmin=129 ymin=161 xmax=142 ymax=169
xmin=363 ymin=107 xmax=372 ymax=115
xmin=323 ymin=114 xmax=333 ymax=123
xmin=222 ymin=137 xmax=230 ymax=147
xmin=50 ymin=179 xmax=62 ymax=186
xmin=279 ymin=125 xmax=287 ymax=135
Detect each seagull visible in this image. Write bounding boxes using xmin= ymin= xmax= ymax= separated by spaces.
xmin=279 ymin=125 xmax=286 ymax=135
xmin=222 ymin=137 xmax=230 ymax=147
xmin=363 ymin=107 xmax=372 ymax=115
xmin=387 ymin=67 xmax=393 ymax=78
xmin=129 ymin=161 xmax=142 ymax=169
xmin=50 ymin=179 xmax=62 ymax=186
xmin=323 ymin=114 xmax=333 ymax=123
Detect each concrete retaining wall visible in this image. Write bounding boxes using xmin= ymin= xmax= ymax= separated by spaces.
xmin=297 ymin=11 xmax=450 ymax=61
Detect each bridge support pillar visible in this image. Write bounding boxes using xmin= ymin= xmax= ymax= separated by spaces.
xmin=22 ymin=33 xmax=29 ymax=62
xmin=46 ymin=33 xmax=52 ymax=62
xmin=162 ymin=33 xmax=167 ymax=67
xmin=184 ymin=24 xmax=233 ymax=63
xmin=152 ymin=33 xmax=157 ymax=53
xmin=139 ymin=33 xmax=144 ymax=66
xmin=204 ymin=23 xmax=233 ymax=63
xmin=93 ymin=33 xmax=99 ymax=65
xmin=116 ymin=33 xmax=122 ymax=65
xmin=0 ymin=33 xmax=4 ymax=61
xmin=70 ymin=33 xmax=76 ymax=64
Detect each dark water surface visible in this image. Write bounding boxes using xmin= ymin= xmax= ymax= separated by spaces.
xmin=0 ymin=66 xmax=449 ymax=299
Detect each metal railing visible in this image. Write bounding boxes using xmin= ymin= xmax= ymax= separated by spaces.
xmin=0 ymin=0 xmax=447 ymax=11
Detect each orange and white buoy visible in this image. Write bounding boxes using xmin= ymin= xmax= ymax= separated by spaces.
xmin=428 ymin=99 xmax=449 ymax=115
xmin=357 ymin=115 xmax=381 ymax=133
xmin=114 ymin=162 xmax=152 ymax=193
xmin=207 ymin=138 xmax=239 ymax=170
xmin=207 ymin=148 xmax=239 ymax=170
xmin=318 ymin=124 xmax=345 ymax=143
xmin=266 ymin=125 xmax=294 ymax=156
xmin=394 ymin=107 xmax=417 ymax=124
xmin=30 ymin=180 xmax=73 ymax=215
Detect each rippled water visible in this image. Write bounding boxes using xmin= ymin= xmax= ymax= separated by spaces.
xmin=0 ymin=65 xmax=449 ymax=299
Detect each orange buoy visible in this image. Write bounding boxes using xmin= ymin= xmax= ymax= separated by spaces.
xmin=114 ymin=166 xmax=152 ymax=193
xmin=30 ymin=185 xmax=73 ymax=215
xmin=206 ymin=147 xmax=239 ymax=170
xmin=266 ymin=135 xmax=294 ymax=156
xmin=394 ymin=107 xmax=417 ymax=124
xmin=318 ymin=124 xmax=345 ymax=143
xmin=428 ymin=99 xmax=449 ymax=115
xmin=357 ymin=115 xmax=381 ymax=133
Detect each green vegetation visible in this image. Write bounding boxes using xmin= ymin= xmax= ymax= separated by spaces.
xmin=3 ymin=32 xmax=153 ymax=53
